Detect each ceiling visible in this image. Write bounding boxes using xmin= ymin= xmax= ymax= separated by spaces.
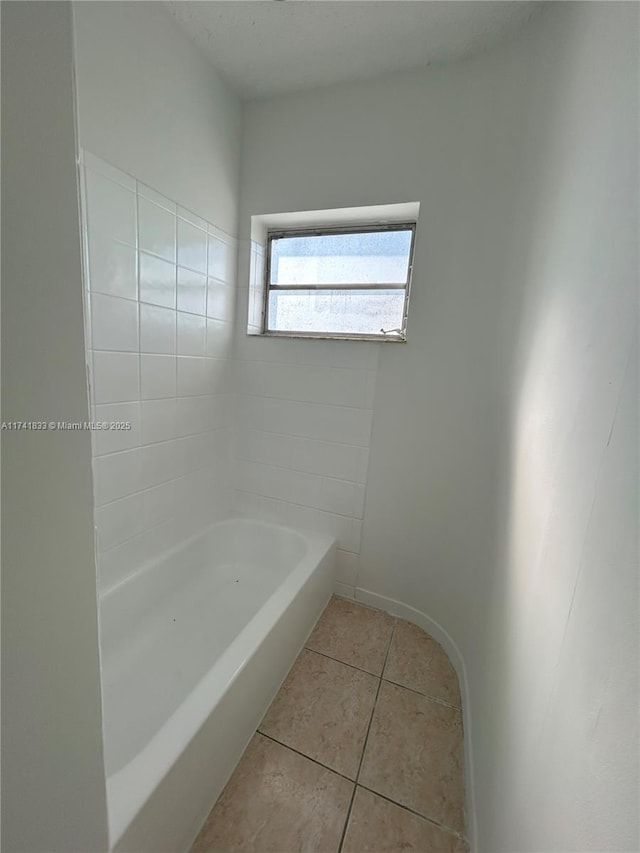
xmin=167 ymin=1 xmax=542 ymax=101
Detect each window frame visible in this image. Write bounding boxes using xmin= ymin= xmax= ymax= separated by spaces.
xmin=262 ymin=221 xmax=417 ymax=342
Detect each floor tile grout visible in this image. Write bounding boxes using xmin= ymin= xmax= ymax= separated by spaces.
xmin=338 ymin=618 xmax=397 ymax=853
xmin=355 ymin=782 xmax=469 ymax=843
xmin=336 ymin=779 xmax=357 ymax=853
xmin=250 ymin=732 xmax=469 ymax=846
xmin=304 ymin=641 xmax=462 ymax=711
xmin=381 ymin=676 xmax=463 ymax=711
xmin=194 ymin=597 xmax=467 ymax=851
xmin=303 ymin=644 xmax=385 ymax=678
xmin=255 ymin=730 xmax=356 ymax=784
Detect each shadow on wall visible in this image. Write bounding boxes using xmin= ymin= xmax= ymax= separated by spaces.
xmin=477 ymin=5 xmax=638 ymax=850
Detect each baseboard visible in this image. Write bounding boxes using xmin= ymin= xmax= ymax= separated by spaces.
xmin=334 ymin=581 xmax=355 ymax=598
xmin=354 ymin=587 xmax=478 ymax=852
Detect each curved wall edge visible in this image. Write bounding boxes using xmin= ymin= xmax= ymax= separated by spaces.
xmin=354 ymin=587 xmax=477 ymax=852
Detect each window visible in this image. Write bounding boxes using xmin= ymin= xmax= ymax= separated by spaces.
xmin=263 ymin=223 xmax=416 ymax=341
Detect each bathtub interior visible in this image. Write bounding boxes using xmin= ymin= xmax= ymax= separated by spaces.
xmin=99 ymin=519 xmax=316 ymax=780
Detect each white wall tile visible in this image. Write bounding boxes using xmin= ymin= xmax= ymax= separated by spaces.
xmin=91 ymin=293 xmax=138 ymax=352
xmin=88 ymin=234 xmax=137 ymax=300
xmin=93 ymin=448 xmax=143 ymax=506
xmin=177 ymin=312 xmax=206 ymax=356
xmin=178 ymin=218 xmax=207 ymax=274
xmin=205 ymin=318 xmax=232 ymax=358
xmin=140 ymin=303 xmax=176 ymax=354
xmin=92 ymin=352 xmax=139 ymax=404
xmin=176 ymin=396 xmax=212 ymax=437
xmin=216 ymin=398 xmax=233 ymax=430
xmin=236 ymin=395 xmax=373 ymax=446
xmin=307 ymin=401 xmax=374 ymax=446
xmin=176 ymin=432 xmax=212 ymax=476
xmin=291 ymin=437 xmax=361 ymax=481
xmin=230 ymin=274 xmax=379 ymax=555
xmin=143 ymin=480 xmax=176 ymax=529
xmin=234 ymin=286 xmax=250 ymax=331
xmin=177 ymin=356 xmax=208 ymax=397
xmin=232 ymin=491 xmax=362 ymax=553
xmin=207 ymin=358 xmax=229 ymax=396
xmin=139 ymin=440 xmax=179 ymax=490
xmin=140 ymin=354 xmax=176 ymax=400
xmin=177 ymin=267 xmax=207 ymax=316
xmin=318 ymin=478 xmax=364 ymax=518
xmin=230 ymin=487 xmax=258 ymax=518
xmin=235 ymin=332 xmax=378 ymax=371
xmin=85 ymin=169 xmax=136 ymax=248
xmin=141 ymin=398 xmax=177 ymax=445
xmin=84 ymin=152 xmax=136 ymax=192
xmin=178 ymin=206 xmax=207 ymax=231
xmin=81 ymin=159 xmax=237 ymax=592
xmin=93 ymin=401 xmax=141 ymax=456
xmin=235 ymin=429 xmax=293 ymax=468
xmin=210 ymin=428 xmax=231 ymax=464
xmin=207 ymin=279 xmax=233 ymax=321
xmin=208 ymin=234 xmax=230 ymax=281
xmin=137 ymin=183 xmax=175 ymax=213
xmin=362 ymin=369 xmax=377 ymax=409
xmin=328 ymin=341 xmax=379 ymax=371
xmin=138 ymin=197 xmax=176 ymax=262
xmin=139 ymin=252 xmax=176 ymax=309
xmin=95 ymin=492 xmax=144 ymax=552
xmin=82 ymin=158 xmax=384 ymax=588
xmin=356 ymin=447 xmax=370 ymax=484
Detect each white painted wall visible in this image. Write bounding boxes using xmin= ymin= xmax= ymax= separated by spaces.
xmin=239 ymin=4 xmax=639 ymax=849
xmin=72 ymin=2 xmax=242 ymax=600
xmin=72 ymin=1 xmax=241 ymax=235
xmin=5 ymin=2 xmax=634 ymax=848
xmin=1 ymin=3 xmax=109 ymax=850
xmin=472 ymin=6 xmax=638 ymax=849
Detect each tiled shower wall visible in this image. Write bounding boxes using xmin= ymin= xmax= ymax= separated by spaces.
xmin=80 ymin=152 xmax=236 ymax=594
xmin=81 ymin=154 xmax=380 ymax=596
xmin=232 ymin=249 xmax=380 ymax=594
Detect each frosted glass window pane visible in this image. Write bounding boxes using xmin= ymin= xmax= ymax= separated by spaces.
xmin=270 ymin=230 xmax=412 ymax=286
xmin=267 ymin=289 xmax=406 ymax=335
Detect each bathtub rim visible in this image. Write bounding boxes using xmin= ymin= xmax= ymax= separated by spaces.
xmin=102 ymin=516 xmax=335 ymax=848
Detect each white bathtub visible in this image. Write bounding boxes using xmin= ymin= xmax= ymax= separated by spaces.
xmin=99 ymin=517 xmax=336 ymax=852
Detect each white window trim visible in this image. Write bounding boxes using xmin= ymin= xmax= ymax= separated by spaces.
xmin=247 ymin=203 xmax=420 ymax=343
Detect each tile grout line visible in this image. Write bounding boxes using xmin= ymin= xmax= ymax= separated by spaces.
xmin=355 ymin=782 xmax=469 ymax=843
xmin=337 ymin=617 xmax=397 ymax=853
xmin=257 ymin=729 xmax=468 ymax=845
xmin=381 ymin=677 xmax=463 ymax=711
xmin=195 ymin=601 xmax=469 ymax=850
xmin=304 ymin=648 xmax=463 ymax=713
xmin=303 ymin=646 xmax=380 ymax=678
xmin=255 ymin=731 xmax=355 ymax=785
xmin=225 ymin=733 xmax=469 ymax=849
xmin=357 ymin=618 xmax=397 ymax=781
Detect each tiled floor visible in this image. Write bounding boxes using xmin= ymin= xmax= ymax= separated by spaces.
xmin=192 ymin=596 xmax=468 ymax=853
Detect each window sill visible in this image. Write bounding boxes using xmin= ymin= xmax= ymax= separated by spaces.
xmin=253 ymin=331 xmax=407 ymax=343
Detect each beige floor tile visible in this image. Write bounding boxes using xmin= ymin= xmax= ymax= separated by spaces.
xmin=191 ymin=734 xmax=353 ymax=853
xmin=383 ymin=619 xmax=461 ymax=707
xmin=343 ymin=788 xmax=469 ymax=853
xmin=359 ymin=681 xmax=465 ymax=834
xmin=306 ymin=595 xmax=395 ymax=675
xmin=259 ymin=648 xmax=378 ymax=779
